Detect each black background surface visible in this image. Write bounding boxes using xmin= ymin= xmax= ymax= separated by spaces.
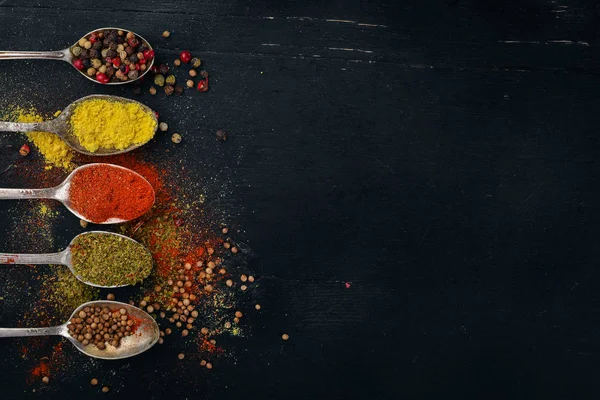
xmin=0 ymin=0 xmax=599 ymax=399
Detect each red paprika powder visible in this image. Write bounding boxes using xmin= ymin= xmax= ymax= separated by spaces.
xmin=69 ymin=164 xmax=155 ymax=223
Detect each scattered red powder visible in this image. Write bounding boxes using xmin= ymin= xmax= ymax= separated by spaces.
xmin=28 ymin=360 xmax=49 ymax=384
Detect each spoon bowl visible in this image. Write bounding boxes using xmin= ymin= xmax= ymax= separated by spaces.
xmin=0 ymin=231 xmax=153 ymax=288
xmin=0 ymin=94 xmax=158 ymax=155
xmin=0 ymin=301 xmax=160 ymax=360
xmin=0 ymin=27 xmax=154 ymax=85
xmin=0 ymin=163 xmax=156 ymax=223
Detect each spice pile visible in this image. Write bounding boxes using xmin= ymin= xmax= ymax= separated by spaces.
xmin=67 ymin=306 xmax=139 ymax=350
xmin=70 ymin=233 xmax=153 ymax=287
xmin=70 ymin=29 xmax=155 ymax=84
xmin=69 ymin=164 xmax=155 ymax=223
xmin=69 ymin=98 xmax=157 ymax=153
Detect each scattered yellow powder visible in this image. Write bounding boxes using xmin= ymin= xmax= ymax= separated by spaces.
xmin=70 ymin=98 xmax=157 ymax=153
xmin=9 ymin=107 xmax=74 ymax=170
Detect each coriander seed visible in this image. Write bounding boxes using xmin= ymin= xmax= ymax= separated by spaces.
xmin=42 ymin=376 xmax=49 ymax=384
xmin=189 ymin=69 xmax=197 ymax=77
xmin=200 ymin=360 xmax=207 ymax=366
xmin=201 ymin=327 xmax=209 ymax=335
xmin=231 ymin=247 xmax=238 ymax=254
xmin=226 ymin=279 xmax=233 ymax=287
xmin=149 ymin=86 xmax=157 ymax=95
xmin=186 ymin=80 xmax=194 ymax=88
xmin=282 ymin=333 xmax=290 ymax=341
xmin=255 ymin=304 xmax=261 ymax=310
xmin=206 ymin=362 xmax=213 ymax=369
xmin=162 ymin=30 xmax=171 ymax=38
xmin=102 ymin=386 xmax=110 ymax=393
xmin=159 ymin=122 xmax=168 ymax=132
xmin=248 ymin=276 xmax=255 ymax=282
xmin=178 ymin=353 xmax=185 ymax=360
xmin=174 ymin=59 xmax=181 ymax=67
xmin=224 ymin=321 xmax=231 ymax=329
xmin=241 ymin=285 xmax=247 ymax=291
xmin=106 ymin=293 xmax=115 ymax=300
xmin=222 ymin=227 xmax=229 ymax=234
xmin=234 ymin=317 xmax=240 ymax=323
xmin=171 ymin=133 xmax=182 ymax=143
xmin=182 ymin=330 xmax=189 ymax=337
xmin=235 ymin=311 xmax=243 ymax=318
xmin=91 ymin=378 xmax=98 ymax=385
xmin=80 ymin=219 xmax=88 ymax=228
xmin=241 ymin=274 xmax=247 ymax=282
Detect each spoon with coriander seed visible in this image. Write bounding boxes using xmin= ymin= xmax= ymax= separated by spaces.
xmin=0 ymin=163 xmax=155 ymax=224
xmin=0 ymin=300 xmax=160 ymax=360
xmin=0 ymin=94 xmax=158 ymax=156
xmin=0 ymin=231 xmax=153 ymax=288
xmin=0 ymin=28 xmax=155 ymax=84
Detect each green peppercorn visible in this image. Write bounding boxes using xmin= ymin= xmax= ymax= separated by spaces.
xmin=154 ymin=74 xmax=165 ymax=87
xmin=190 ymin=57 xmax=201 ymax=68
xmin=165 ymin=74 xmax=176 ymax=85
xmin=101 ymin=48 xmax=109 ymax=58
xmin=91 ymin=59 xmax=102 ymax=69
xmin=71 ymin=46 xmax=82 ymax=57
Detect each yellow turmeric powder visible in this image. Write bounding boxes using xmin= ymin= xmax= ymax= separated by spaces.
xmin=69 ymin=98 xmax=157 ymax=153
xmin=10 ymin=107 xmax=74 ymax=170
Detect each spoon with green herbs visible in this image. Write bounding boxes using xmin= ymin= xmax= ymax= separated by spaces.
xmin=0 ymin=27 xmax=154 ymax=85
xmin=0 ymin=300 xmax=160 ymax=360
xmin=0 ymin=231 xmax=153 ymax=288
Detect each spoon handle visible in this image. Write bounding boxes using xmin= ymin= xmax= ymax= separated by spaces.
xmin=0 ymin=50 xmax=69 ymax=61
xmin=0 ymin=120 xmax=48 ymax=133
xmin=0 ymin=187 xmax=57 ymax=200
xmin=0 ymin=326 xmax=63 ymax=338
xmin=0 ymin=251 xmax=65 ymax=265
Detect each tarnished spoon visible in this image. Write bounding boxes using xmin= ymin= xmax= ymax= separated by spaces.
xmin=0 ymin=27 xmax=154 ymax=85
xmin=0 ymin=231 xmax=152 ymax=288
xmin=0 ymin=163 xmax=155 ymax=223
xmin=0 ymin=301 xmax=159 ymax=360
xmin=0 ymin=94 xmax=157 ymax=156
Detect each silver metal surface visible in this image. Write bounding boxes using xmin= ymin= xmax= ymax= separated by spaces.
xmin=0 ymin=94 xmax=158 ymax=156
xmin=0 ymin=301 xmax=160 ymax=360
xmin=0 ymin=27 xmax=154 ymax=85
xmin=0 ymin=230 xmax=153 ymax=288
xmin=0 ymin=163 xmax=156 ymax=223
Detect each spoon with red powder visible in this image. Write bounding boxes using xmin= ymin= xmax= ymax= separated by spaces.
xmin=0 ymin=163 xmax=155 ymax=223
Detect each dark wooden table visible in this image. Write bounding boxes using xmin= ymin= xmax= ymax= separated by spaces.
xmin=0 ymin=0 xmax=599 ymax=398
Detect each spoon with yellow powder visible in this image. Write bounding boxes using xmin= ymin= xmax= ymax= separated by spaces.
xmin=0 ymin=95 xmax=158 ymax=155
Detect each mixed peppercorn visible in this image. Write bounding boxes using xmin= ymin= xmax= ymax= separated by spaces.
xmin=70 ymin=29 xmax=155 ymax=84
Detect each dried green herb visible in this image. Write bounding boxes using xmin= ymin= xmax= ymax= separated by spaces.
xmin=70 ymin=233 xmax=153 ymax=286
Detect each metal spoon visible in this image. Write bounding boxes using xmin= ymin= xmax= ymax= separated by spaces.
xmin=0 ymin=231 xmax=152 ymax=288
xmin=0 ymin=163 xmax=155 ymax=223
xmin=0 ymin=27 xmax=154 ymax=85
xmin=0 ymin=94 xmax=158 ymax=156
xmin=0 ymin=300 xmax=159 ymax=360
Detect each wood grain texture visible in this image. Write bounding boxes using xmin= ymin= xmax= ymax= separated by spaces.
xmin=0 ymin=0 xmax=599 ymax=398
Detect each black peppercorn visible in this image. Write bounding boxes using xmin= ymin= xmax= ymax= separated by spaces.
xmin=106 ymin=49 xmax=117 ymax=58
xmin=109 ymin=42 xmax=118 ymax=51
xmin=129 ymin=55 xmax=138 ymax=63
xmin=103 ymin=30 xmax=110 ymax=36
xmin=89 ymin=49 xmax=99 ymax=58
xmin=80 ymin=49 xmax=89 ymax=59
xmin=106 ymin=66 xmax=115 ymax=78
xmin=117 ymin=36 xmax=124 ymax=44
xmin=92 ymin=41 xmax=102 ymax=50
xmin=82 ymin=59 xmax=91 ymax=68
xmin=175 ymin=85 xmax=184 ymax=95
xmin=125 ymin=46 xmax=135 ymax=55
xmin=138 ymin=45 xmax=147 ymax=53
xmin=200 ymin=70 xmax=209 ymax=79
xmin=128 ymin=38 xmax=139 ymax=48
xmin=159 ymin=64 xmax=169 ymax=75
xmin=216 ymin=130 xmax=228 ymax=141
xmin=119 ymin=64 xmax=127 ymax=73
xmin=108 ymin=33 xmax=118 ymax=42
xmin=132 ymin=85 xmax=142 ymax=95
xmin=164 ymin=85 xmax=175 ymax=96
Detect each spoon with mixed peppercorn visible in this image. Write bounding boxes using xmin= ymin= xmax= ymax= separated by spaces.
xmin=0 ymin=94 xmax=158 ymax=156
xmin=0 ymin=300 xmax=160 ymax=360
xmin=0 ymin=231 xmax=153 ymax=288
xmin=0 ymin=163 xmax=156 ymax=223
xmin=0 ymin=28 xmax=155 ymax=84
